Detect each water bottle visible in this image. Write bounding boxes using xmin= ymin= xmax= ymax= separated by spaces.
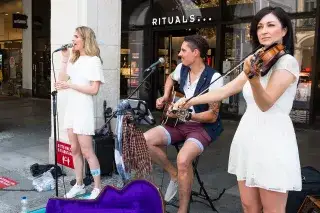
xmin=21 ymin=196 xmax=28 ymax=213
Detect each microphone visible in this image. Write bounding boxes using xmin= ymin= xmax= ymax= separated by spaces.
xmin=53 ymin=43 xmax=74 ymax=53
xmin=145 ymin=57 xmax=165 ymax=72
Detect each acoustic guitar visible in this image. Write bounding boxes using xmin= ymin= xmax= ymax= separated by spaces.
xmin=161 ymin=87 xmax=190 ymax=127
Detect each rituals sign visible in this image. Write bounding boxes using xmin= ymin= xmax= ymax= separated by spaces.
xmin=152 ymin=15 xmax=212 ymax=26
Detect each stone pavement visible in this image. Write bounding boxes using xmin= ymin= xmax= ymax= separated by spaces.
xmin=0 ymin=96 xmax=319 ymax=213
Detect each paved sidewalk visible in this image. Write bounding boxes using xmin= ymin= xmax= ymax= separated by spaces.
xmin=0 ymin=97 xmax=319 ymax=213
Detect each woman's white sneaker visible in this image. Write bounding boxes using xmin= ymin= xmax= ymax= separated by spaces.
xmin=88 ymin=188 xmax=101 ymax=199
xmin=64 ymin=183 xmax=86 ymax=198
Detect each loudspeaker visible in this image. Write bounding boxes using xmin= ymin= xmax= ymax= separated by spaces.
xmin=298 ymin=195 xmax=320 ymax=213
xmin=85 ymin=134 xmax=115 ymax=176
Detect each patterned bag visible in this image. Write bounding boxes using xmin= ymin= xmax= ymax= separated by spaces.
xmin=122 ymin=113 xmax=152 ymax=180
xmin=114 ymin=100 xmax=152 ymax=183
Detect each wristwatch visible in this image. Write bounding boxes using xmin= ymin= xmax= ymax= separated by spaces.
xmin=185 ymin=112 xmax=192 ymax=121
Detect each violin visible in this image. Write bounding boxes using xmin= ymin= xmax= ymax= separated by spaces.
xmin=248 ymin=43 xmax=287 ymax=79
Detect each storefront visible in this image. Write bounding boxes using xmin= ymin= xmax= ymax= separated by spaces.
xmin=121 ymin=0 xmax=320 ymax=126
xmin=0 ymin=0 xmax=24 ymax=97
xmin=0 ymin=0 xmax=51 ymax=98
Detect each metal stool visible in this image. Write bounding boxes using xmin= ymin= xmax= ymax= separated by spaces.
xmin=166 ymin=141 xmax=226 ymax=213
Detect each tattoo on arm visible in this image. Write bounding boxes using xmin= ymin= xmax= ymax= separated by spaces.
xmin=208 ymin=102 xmax=220 ymax=121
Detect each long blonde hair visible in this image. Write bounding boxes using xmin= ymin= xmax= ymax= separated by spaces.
xmin=70 ymin=26 xmax=102 ymax=64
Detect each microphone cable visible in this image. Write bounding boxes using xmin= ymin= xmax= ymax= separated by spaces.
xmin=51 ymin=51 xmax=67 ymax=197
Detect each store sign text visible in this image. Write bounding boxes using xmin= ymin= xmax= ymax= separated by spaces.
xmin=152 ymin=15 xmax=212 ymax=26
xmin=12 ymin=14 xmax=28 ymax=29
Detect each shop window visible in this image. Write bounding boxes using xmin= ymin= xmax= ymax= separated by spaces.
xmin=304 ymin=0 xmax=317 ymax=12
xmin=291 ymin=18 xmax=316 ymax=124
xmin=225 ymin=1 xmax=317 ymax=17
xmin=0 ymin=0 xmax=23 ymax=97
xmin=120 ymin=31 xmax=146 ymax=99
xmin=223 ymin=23 xmax=252 ymax=116
xmin=121 ymin=0 xmax=151 ymax=99
xmin=224 ymin=0 xmax=255 ymax=19
xmin=197 ymin=28 xmax=217 ymax=68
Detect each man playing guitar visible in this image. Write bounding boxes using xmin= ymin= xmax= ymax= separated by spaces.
xmin=144 ymin=35 xmax=223 ymax=213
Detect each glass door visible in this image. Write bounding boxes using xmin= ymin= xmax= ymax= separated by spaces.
xmin=156 ymin=34 xmax=183 ymax=97
xmin=155 ymin=28 xmax=217 ymax=98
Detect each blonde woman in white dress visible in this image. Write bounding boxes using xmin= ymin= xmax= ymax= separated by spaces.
xmin=55 ymin=26 xmax=105 ymax=199
xmin=174 ymin=7 xmax=302 ymax=213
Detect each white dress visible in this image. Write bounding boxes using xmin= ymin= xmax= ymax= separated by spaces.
xmin=63 ymin=56 xmax=105 ymax=135
xmin=228 ymin=54 xmax=302 ymax=193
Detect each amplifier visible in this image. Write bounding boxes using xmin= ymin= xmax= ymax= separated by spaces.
xmin=298 ymin=195 xmax=320 ymax=213
xmin=85 ymin=134 xmax=115 ymax=176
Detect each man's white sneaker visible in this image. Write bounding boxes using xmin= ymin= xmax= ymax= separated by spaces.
xmin=64 ymin=183 xmax=86 ymax=198
xmin=164 ymin=180 xmax=178 ymax=202
xmin=88 ymin=188 xmax=101 ymax=199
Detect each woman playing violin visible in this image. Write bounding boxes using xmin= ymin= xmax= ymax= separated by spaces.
xmin=174 ymin=7 xmax=301 ymax=213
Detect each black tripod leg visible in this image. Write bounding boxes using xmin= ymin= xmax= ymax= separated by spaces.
xmin=193 ymin=168 xmax=220 ymax=212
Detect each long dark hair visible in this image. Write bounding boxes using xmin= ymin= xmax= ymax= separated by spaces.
xmin=250 ymin=7 xmax=294 ymax=55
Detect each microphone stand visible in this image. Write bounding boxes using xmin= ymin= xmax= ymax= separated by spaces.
xmin=51 ymin=49 xmax=60 ymax=197
xmin=51 ymin=90 xmax=59 ymax=197
xmin=51 ymin=49 xmax=68 ymax=197
xmin=127 ymin=66 xmax=157 ymax=99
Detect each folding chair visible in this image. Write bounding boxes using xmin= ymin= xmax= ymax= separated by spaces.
xmin=166 ymin=141 xmax=226 ymax=213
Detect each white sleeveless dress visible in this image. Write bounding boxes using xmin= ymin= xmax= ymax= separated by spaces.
xmin=228 ymin=54 xmax=302 ymax=193
xmin=63 ymin=56 xmax=105 ymax=135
